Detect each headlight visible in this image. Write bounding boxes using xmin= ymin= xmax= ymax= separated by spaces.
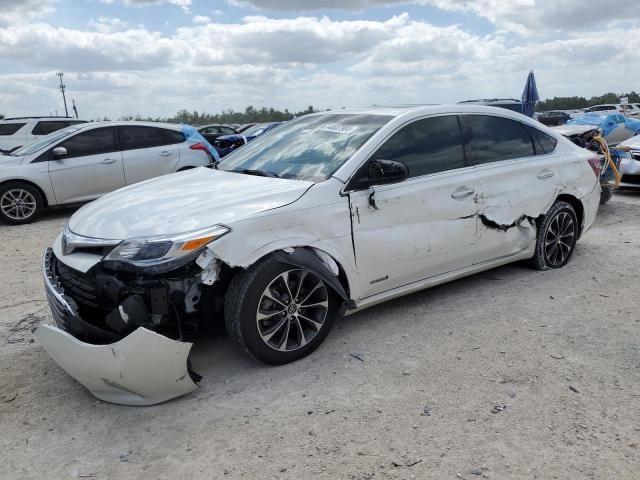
xmin=104 ymin=225 xmax=229 ymax=272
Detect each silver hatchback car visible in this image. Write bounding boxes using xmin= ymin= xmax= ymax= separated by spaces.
xmin=0 ymin=121 xmax=218 ymax=224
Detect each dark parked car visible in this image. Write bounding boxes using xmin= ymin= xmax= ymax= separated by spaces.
xmin=538 ymin=110 xmax=570 ymax=126
xmin=197 ymin=124 xmax=238 ymax=145
xmin=214 ymin=122 xmax=282 ymax=157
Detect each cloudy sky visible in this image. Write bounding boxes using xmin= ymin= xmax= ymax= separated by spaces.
xmin=1 ymin=0 xmax=639 ymax=119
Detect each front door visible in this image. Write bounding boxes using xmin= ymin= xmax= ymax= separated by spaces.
xmin=349 ymin=115 xmax=479 ymax=299
xmin=48 ymin=126 xmax=125 ymax=204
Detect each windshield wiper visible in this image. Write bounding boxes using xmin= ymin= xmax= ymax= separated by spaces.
xmin=232 ymin=168 xmax=279 ymax=178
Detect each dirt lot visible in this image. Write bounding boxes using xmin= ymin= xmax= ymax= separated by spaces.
xmin=1 ymin=192 xmax=639 ymax=480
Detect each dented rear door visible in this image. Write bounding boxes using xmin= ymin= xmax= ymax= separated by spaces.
xmin=461 ymin=114 xmax=562 ymax=262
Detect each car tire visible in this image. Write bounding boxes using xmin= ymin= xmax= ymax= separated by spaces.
xmin=224 ymin=255 xmax=336 ymax=365
xmin=599 ymin=186 xmax=613 ymax=205
xmin=0 ymin=182 xmax=43 ymax=225
xmin=531 ymin=201 xmax=578 ymax=271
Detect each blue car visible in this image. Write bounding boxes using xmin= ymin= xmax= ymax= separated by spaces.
xmin=214 ymin=122 xmax=282 ymax=157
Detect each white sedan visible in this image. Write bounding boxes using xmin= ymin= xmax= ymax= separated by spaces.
xmin=0 ymin=121 xmax=218 ymax=224
xmin=36 ymin=105 xmax=601 ymax=405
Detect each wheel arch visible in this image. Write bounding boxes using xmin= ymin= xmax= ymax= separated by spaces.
xmin=555 ymin=193 xmax=584 ymax=237
xmin=0 ymin=178 xmax=50 ymax=208
xmin=218 ymin=246 xmax=355 ymax=309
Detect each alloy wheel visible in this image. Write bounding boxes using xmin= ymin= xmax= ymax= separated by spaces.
xmin=0 ymin=189 xmax=37 ymax=221
xmin=256 ymin=269 xmax=329 ymax=352
xmin=543 ymin=211 xmax=576 ymax=267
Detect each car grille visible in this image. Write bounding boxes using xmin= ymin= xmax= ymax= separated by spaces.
xmin=43 ymin=248 xmax=119 ymax=344
xmin=55 ymin=259 xmax=99 ymax=308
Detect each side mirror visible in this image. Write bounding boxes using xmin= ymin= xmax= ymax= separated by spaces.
xmin=52 ymin=147 xmax=67 ymax=158
xmin=368 ymin=159 xmax=409 ymax=185
xmin=351 ymin=159 xmax=408 ymax=190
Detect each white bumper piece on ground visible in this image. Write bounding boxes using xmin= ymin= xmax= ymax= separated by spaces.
xmin=34 ymin=325 xmax=198 ymax=406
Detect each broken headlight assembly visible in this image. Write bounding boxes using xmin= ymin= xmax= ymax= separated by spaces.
xmin=103 ymin=225 xmax=230 ymax=273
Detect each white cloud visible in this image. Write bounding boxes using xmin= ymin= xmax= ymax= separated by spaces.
xmin=88 ymin=17 xmax=132 ymax=33
xmin=192 ymin=15 xmax=211 ymax=24
xmin=1 ymin=12 xmax=640 ymax=119
xmin=228 ymin=0 xmax=640 ymax=34
xmin=0 ymin=0 xmax=56 ymax=26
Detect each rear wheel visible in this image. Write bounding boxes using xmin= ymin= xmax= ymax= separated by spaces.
xmin=531 ymin=201 xmax=578 ymax=271
xmin=0 ymin=182 xmax=43 ymax=225
xmin=225 ymin=256 xmax=336 ymax=365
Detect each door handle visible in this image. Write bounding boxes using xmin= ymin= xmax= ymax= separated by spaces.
xmin=159 ymin=151 xmax=173 ymax=157
xmin=451 ymin=187 xmax=475 ymax=199
xmin=101 ymin=158 xmax=116 ymax=165
xmin=537 ymin=171 xmax=554 ymax=180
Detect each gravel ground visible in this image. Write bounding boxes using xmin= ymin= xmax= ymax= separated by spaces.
xmin=1 ymin=192 xmax=639 ymax=480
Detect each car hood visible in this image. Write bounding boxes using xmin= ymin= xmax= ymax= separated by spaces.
xmin=68 ymin=167 xmax=313 ymax=239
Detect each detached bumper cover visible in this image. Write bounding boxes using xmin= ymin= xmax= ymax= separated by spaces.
xmin=38 ymin=248 xmax=198 ymax=405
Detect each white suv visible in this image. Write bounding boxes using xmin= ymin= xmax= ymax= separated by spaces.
xmin=0 ymin=117 xmax=87 ymax=153
xmin=0 ymin=121 xmax=218 ymax=224
xmin=36 ymin=105 xmax=601 ymax=405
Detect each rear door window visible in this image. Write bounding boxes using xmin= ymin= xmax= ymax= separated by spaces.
xmin=120 ymin=126 xmax=168 ymax=150
xmin=0 ymin=123 xmax=26 ymax=135
xmin=372 ymin=115 xmax=466 ymax=178
xmin=461 ymin=115 xmax=535 ymax=165
xmin=57 ymin=127 xmax=118 ymax=158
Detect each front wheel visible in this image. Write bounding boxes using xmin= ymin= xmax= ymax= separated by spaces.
xmin=224 ymin=256 xmax=336 ymax=365
xmin=0 ymin=182 xmax=43 ymax=225
xmin=531 ymin=201 xmax=578 ymax=271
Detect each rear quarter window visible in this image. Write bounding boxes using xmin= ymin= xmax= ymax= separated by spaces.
xmin=526 ymin=126 xmax=558 ymax=154
xmin=0 ymin=123 xmax=26 ymax=135
xmin=160 ymin=129 xmax=185 ymax=145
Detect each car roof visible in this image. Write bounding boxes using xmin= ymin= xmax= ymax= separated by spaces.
xmin=311 ymin=104 xmax=533 ymax=121
xmin=73 ymin=121 xmax=186 ymax=131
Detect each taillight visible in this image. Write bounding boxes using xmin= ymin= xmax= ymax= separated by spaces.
xmin=190 ymin=142 xmax=214 ymax=162
xmin=588 ymin=157 xmax=601 ymax=178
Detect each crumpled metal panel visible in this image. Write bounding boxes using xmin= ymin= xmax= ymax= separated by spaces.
xmin=35 ymin=325 xmax=198 ymax=406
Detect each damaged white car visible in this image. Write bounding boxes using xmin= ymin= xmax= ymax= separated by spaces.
xmin=36 ymin=105 xmax=601 ymax=405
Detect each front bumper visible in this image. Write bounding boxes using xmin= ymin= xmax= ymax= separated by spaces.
xmin=37 ymin=248 xmax=198 ymax=405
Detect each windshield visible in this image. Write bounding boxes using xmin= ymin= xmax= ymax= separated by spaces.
xmin=11 ymin=125 xmax=84 ymax=156
xmin=218 ymin=113 xmax=391 ymax=181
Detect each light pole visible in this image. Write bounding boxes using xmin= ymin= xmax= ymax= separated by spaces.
xmin=56 ymin=72 xmax=69 ymax=117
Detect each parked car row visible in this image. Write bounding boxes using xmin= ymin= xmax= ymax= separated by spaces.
xmin=0 ymin=122 xmax=217 ymax=224
xmin=0 ymin=116 xmax=87 ymax=154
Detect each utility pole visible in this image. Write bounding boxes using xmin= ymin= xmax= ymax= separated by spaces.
xmin=72 ymin=99 xmax=78 ymax=118
xmin=56 ymin=72 xmax=69 ymax=117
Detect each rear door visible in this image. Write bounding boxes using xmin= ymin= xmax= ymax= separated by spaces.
xmin=461 ymin=114 xmax=561 ymax=262
xmin=48 ymin=126 xmax=125 ymax=204
xmin=119 ymin=126 xmax=182 ymax=185
xmin=349 ymin=115 xmax=479 ymax=299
